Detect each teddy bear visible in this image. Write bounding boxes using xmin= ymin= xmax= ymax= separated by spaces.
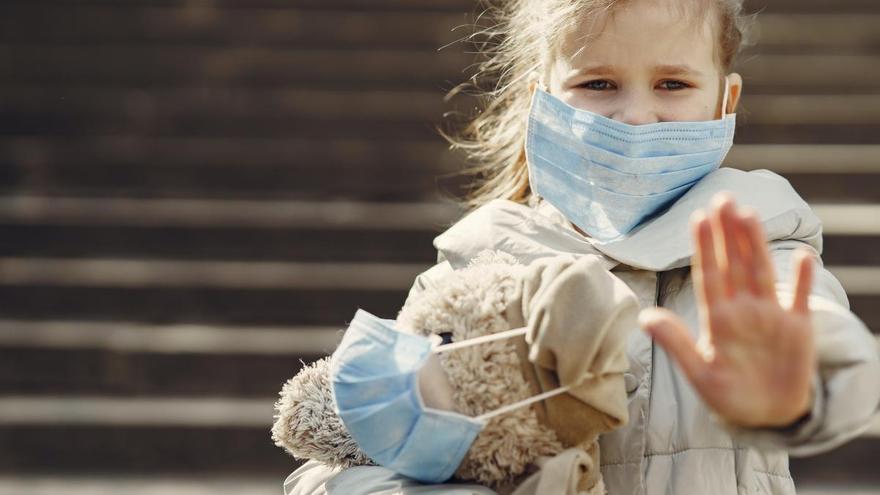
xmin=271 ymin=250 xmax=640 ymax=494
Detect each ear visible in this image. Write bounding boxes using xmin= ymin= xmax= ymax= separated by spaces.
xmin=725 ymin=72 xmax=743 ymax=114
xmin=528 ymin=74 xmax=539 ymax=96
xmin=528 ymin=70 xmax=546 ymax=96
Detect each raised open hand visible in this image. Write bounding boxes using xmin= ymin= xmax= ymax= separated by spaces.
xmin=638 ymin=192 xmax=817 ymax=428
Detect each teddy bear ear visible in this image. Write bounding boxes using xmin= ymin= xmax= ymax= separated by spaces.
xmin=271 ymin=357 xmax=372 ymax=469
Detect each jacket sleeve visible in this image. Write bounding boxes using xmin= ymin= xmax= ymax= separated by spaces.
xmin=404 ymin=260 xmax=454 ymax=306
xmin=722 ymin=238 xmax=880 ymax=456
xmin=283 ymin=460 xmax=497 ymax=495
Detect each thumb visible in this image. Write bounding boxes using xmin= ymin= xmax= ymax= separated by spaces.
xmin=639 ymin=307 xmax=709 ymax=387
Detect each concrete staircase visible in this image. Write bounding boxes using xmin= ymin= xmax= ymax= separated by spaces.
xmin=0 ymin=0 xmax=878 ymax=493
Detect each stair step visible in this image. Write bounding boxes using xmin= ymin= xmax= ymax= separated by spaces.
xmin=0 ymin=87 xmax=452 ymax=139
xmin=0 ymin=45 xmax=468 ymax=89
xmin=0 ymin=196 xmax=875 ymax=234
xmin=0 ymin=475 xmax=280 ymax=495
xmin=790 ymin=437 xmax=880 ymax=486
xmin=0 ymin=7 xmax=466 ymax=49
xmin=748 ymin=0 xmax=880 ymax=12
xmin=2 ymin=138 xmax=877 ymax=174
xmin=0 ymin=320 xmax=339 ymax=396
xmin=0 ymin=287 xmax=873 ymax=329
xmin=2 ymin=6 xmax=878 ymax=52
xmin=3 ymin=88 xmax=879 ymax=141
xmin=0 ymin=197 xmax=454 ymax=262
xmin=1 ymin=45 xmax=877 ymax=92
xmin=2 ymin=224 xmax=877 ymax=264
xmin=781 ymin=175 xmax=880 ymax=203
xmin=0 ymin=285 xmax=406 ymax=326
xmin=0 ymin=321 xmax=876 ymax=397
xmin=0 ymin=424 xmax=290 ymax=474
xmin=740 ymin=95 xmax=880 ymax=125
xmin=1 ymin=258 xmax=876 ymax=291
xmin=799 ymin=489 xmax=880 ymax=495
xmin=0 ymin=476 xmax=875 ymax=495
xmin=754 ymin=15 xmax=880 ymax=52
xmin=0 ymin=224 xmax=440 ymax=263
xmin=4 ymin=0 xmax=879 ymax=14
xmin=0 ymin=196 xmax=461 ymax=229
xmin=0 ymin=258 xmax=427 ymax=289
xmin=2 ymin=140 xmax=879 ymax=202
xmin=1 ymin=395 xmax=878 ymax=431
xmin=0 ymin=396 xmax=877 ymax=478
xmin=0 ymin=346 xmax=321 ymax=397
xmin=2 ymin=0 xmax=478 ymax=12
xmin=0 ymin=200 xmax=875 ymax=263
xmin=3 ymin=124 xmax=879 ymax=148
xmin=0 ymin=396 xmax=274 ymax=426
xmin=730 ymin=145 xmax=880 ymax=173
xmin=1 ymin=219 xmax=879 ymax=265
xmin=0 ymin=136 xmax=460 ymax=201
xmin=0 ymin=320 xmax=341 ymax=354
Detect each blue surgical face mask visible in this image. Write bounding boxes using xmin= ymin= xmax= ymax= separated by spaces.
xmin=329 ymin=309 xmax=576 ymax=483
xmin=525 ymin=77 xmax=736 ymax=243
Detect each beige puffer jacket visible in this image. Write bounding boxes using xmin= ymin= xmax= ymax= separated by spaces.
xmin=283 ymin=168 xmax=880 ymax=495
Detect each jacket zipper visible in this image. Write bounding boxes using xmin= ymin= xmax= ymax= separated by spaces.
xmin=653 ymin=270 xmax=663 ymax=307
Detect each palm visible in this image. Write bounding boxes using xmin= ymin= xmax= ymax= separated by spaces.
xmin=640 ymin=192 xmax=816 ymax=428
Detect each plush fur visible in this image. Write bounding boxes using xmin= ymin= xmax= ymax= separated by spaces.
xmin=271 ymin=250 xmax=565 ymax=488
xmin=271 ymin=356 xmax=372 ymax=469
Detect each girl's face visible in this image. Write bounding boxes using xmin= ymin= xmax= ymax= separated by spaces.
xmin=543 ymin=0 xmax=743 ymax=124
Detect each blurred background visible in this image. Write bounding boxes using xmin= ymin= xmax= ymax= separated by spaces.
xmin=0 ymin=0 xmax=878 ymax=494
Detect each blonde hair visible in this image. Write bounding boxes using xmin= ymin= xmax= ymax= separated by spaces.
xmin=439 ymin=0 xmax=756 ymax=212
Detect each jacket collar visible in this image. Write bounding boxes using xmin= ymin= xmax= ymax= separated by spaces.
xmin=434 ymin=168 xmax=822 ymax=272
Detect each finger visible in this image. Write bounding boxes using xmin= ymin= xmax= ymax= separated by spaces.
xmin=791 ymin=248 xmax=815 ymax=315
xmin=730 ymin=207 xmax=762 ymax=296
xmin=739 ymin=207 xmax=779 ymax=303
xmin=712 ymin=193 xmax=749 ymax=298
xmin=639 ymin=307 xmax=710 ymax=387
xmin=691 ymin=209 xmax=724 ymax=308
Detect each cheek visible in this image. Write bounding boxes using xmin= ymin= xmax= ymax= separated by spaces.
xmin=662 ymin=98 xmax=717 ymax=121
xmin=557 ymin=90 xmax=615 ymax=116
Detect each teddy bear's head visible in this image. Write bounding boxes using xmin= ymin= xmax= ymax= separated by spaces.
xmin=393 ymin=250 xmax=564 ymax=486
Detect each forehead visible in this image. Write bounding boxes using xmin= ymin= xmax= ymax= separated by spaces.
xmin=552 ymin=0 xmax=720 ymax=75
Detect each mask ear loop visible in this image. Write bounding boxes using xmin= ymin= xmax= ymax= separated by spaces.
xmin=476 ymin=382 xmax=578 ymax=422
xmin=431 ymin=326 xmax=529 ymax=354
xmin=721 ymin=76 xmax=730 ymax=119
xmin=432 ymin=325 xmax=594 ymax=423
xmin=528 ymin=70 xmax=549 ymax=93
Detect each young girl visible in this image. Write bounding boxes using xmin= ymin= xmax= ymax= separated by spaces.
xmin=285 ymin=0 xmax=880 ymax=493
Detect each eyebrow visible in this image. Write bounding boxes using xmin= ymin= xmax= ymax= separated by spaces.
xmin=574 ymin=64 xmax=706 ymax=77
xmin=655 ymin=64 xmax=706 ymax=77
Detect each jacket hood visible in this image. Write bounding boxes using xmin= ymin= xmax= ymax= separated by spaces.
xmin=434 ymin=168 xmax=822 ymax=272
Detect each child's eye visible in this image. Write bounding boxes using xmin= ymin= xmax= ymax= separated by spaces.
xmin=658 ymin=80 xmax=691 ymax=91
xmin=578 ymin=80 xmax=616 ymax=91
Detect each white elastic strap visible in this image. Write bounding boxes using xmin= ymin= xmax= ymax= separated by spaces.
xmin=476 ymin=383 xmax=574 ymax=422
xmin=721 ymin=76 xmax=730 ymax=118
xmin=431 ymin=326 xmax=529 ymax=354
xmin=431 ymin=325 xmax=586 ymax=422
